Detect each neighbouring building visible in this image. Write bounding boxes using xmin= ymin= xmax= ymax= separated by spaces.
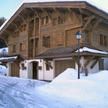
xmin=0 ymin=1 xmax=108 ymax=81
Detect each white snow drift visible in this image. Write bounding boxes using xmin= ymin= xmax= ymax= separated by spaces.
xmin=0 ymin=68 xmax=108 ymax=108
xmin=0 ymin=65 xmax=6 ymax=75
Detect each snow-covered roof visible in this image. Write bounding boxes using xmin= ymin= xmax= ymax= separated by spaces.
xmin=0 ymin=56 xmax=18 ymax=62
xmin=76 ymin=47 xmax=108 ymax=55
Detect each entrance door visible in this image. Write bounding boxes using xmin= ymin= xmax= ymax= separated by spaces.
xmin=55 ymin=60 xmax=75 ymax=77
xmin=11 ymin=62 xmax=20 ymax=77
xmin=32 ymin=62 xmax=38 ymax=79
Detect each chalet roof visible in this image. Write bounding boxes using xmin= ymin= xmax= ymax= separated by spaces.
xmin=36 ymin=46 xmax=108 ymax=59
xmin=0 ymin=1 xmax=108 ymax=38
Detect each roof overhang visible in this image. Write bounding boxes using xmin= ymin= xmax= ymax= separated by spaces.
xmin=0 ymin=1 xmax=108 ymax=38
xmin=36 ymin=46 xmax=108 ymax=59
xmin=0 ymin=55 xmax=24 ymax=62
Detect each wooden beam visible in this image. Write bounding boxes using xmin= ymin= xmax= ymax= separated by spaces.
xmin=66 ymin=8 xmax=74 ymax=21
xmin=92 ymin=19 xmax=102 ymax=30
xmin=31 ymin=8 xmax=41 ymax=18
xmin=82 ymin=15 xmax=95 ymax=31
xmin=79 ymin=8 xmax=83 ymax=14
xmin=4 ymin=30 xmax=10 ymax=36
xmin=41 ymin=8 xmax=52 ymax=19
xmin=18 ymin=14 xmax=26 ymax=24
xmin=45 ymin=60 xmax=53 ymax=69
xmin=11 ymin=22 xmax=19 ymax=30
xmin=90 ymin=59 xmax=99 ymax=69
xmin=84 ymin=56 xmax=94 ymax=68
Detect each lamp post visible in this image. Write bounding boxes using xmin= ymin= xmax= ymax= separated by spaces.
xmin=76 ymin=31 xmax=82 ymax=79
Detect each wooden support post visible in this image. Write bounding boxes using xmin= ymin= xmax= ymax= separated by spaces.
xmin=45 ymin=60 xmax=53 ymax=69
xmin=90 ymin=59 xmax=99 ymax=69
xmin=84 ymin=56 xmax=94 ymax=68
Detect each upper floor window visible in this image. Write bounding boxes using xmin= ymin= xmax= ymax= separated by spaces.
xmin=20 ymin=24 xmax=27 ymax=32
xmin=53 ymin=16 xmax=64 ymax=25
xmin=100 ymin=34 xmax=107 ymax=46
xmin=13 ymin=45 xmax=16 ymax=53
xmin=20 ymin=43 xmax=25 ymax=51
xmin=43 ymin=36 xmax=50 ymax=48
xmin=29 ymin=19 xmax=34 ymax=36
xmin=41 ymin=16 xmax=50 ymax=25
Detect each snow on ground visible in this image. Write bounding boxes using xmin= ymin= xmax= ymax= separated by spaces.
xmin=0 ymin=65 xmax=6 ymax=75
xmin=0 ymin=69 xmax=108 ymax=108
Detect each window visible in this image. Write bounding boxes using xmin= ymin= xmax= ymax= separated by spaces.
xmin=35 ymin=18 xmax=39 ymax=36
xmin=46 ymin=63 xmax=50 ymax=70
xmin=58 ymin=16 xmax=63 ymax=24
xmin=41 ymin=16 xmax=50 ymax=25
xmin=53 ymin=16 xmax=64 ymax=25
xmin=20 ymin=43 xmax=25 ymax=51
xmin=53 ymin=18 xmax=58 ymax=25
xmin=100 ymin=34 xmax=107 ymax=46
xmin=29 ymin=19 xmax=34 ymax=36
xmin=43 ymin=36 xmax=50 ymax=48
xmin=13 ymin=45 xmax=16 ymax=52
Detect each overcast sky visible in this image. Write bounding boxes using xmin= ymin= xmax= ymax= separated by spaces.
xmin=0 ymin=0 xmax=108 ymax=19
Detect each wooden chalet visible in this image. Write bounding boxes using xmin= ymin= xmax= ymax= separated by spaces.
xmin=0 ymin=1 xmax=108 ymax=80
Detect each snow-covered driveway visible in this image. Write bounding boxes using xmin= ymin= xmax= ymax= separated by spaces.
xmin=0 ymin=69 xmax=108 ymax=108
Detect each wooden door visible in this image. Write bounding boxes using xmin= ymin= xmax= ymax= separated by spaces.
xmin=11 ymin=62 xmax=20 ymax=77
xmin=55 ymin=60 xmax=75 ymax=77
xmin=32 ymin=62 xmax=38 ymax=79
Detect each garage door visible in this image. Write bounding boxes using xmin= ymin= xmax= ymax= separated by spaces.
xmin=55 ymin=60 xmax=75 ymax=77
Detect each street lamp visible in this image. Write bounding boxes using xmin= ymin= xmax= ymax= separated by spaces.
xmin=76 ymin=31 xmax=82 ymax=79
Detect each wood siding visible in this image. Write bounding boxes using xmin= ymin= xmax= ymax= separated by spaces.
xmin=6 ymin=6 xmax=108 ymax=59
xmin=55 ymin=60 xmax=75 ymax=77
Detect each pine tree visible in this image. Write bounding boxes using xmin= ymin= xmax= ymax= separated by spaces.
xmin=0 ymin=17 xmax=6 ymax=27
xmin=0 ymin=17 xmax=7 ymax=48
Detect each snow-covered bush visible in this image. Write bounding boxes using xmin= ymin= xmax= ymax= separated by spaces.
xmin=0 ymin=47 xmax=8 ymax=56
xmin=0 ymin=65 xmax=7 ymax=75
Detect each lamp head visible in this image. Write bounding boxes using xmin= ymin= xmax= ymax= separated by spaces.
xmin=76 ymin=31 xmax=82 ymax=40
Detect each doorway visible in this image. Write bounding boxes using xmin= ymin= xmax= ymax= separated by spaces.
xmin=32 ymin=61 xmax=38 ymax=79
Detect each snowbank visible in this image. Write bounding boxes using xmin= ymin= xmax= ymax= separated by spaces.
xmin=39 ymin=68 xmax=108 ymax=108
xmin=0 ymin=68 xmax=108 ymax=108
xmin=0 ymin=65 xmax=6 ymax=75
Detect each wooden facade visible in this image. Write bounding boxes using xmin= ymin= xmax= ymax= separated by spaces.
xmin=0 ymin=1 xmax=108 ymax=78
xmin=0 ymin=2 xmax=108 ymax=59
